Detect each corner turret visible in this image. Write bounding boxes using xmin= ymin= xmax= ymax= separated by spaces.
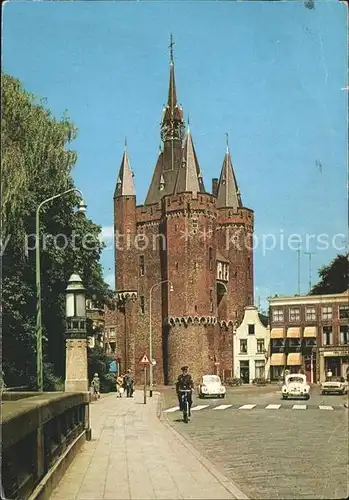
xmin=216 ymin=134 xmax=242 ymax=209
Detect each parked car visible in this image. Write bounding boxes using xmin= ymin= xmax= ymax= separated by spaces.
xmin=281 ymin=374 xmax=310 ymax=400
xmin=321 ymin=376 xmax=348 ymax=395
xmin=198 ymin=375 xmax=226 ymax=398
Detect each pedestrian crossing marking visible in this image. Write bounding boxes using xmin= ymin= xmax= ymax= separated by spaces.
xmin=213 ymin=404 xmax=233 ymax=410
xmin=292 ymin=404 xmax=307 ymax=410
xmin=164 ymin=403 xmax=338 ymax=412
xmin=164 ymin=406 xmax=180 ymax=413
xmin=191 ymin=405 xmax=209 ymax=411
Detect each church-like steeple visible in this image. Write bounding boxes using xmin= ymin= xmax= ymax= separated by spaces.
xmin=160 ymin=34 xmax=185 ymax=145
xmin=145 ymin=36 xmax=186 ymax=205
xmin=114 ymin=140 xmax=135 ymax=198
xmin=216 ymin=134 xmax=242 ymax=208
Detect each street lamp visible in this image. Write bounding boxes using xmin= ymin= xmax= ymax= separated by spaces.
xmin=65 ymin=273 xmax=86 ymax=329
xmin=65 ymin=273 xmax=88 ymax=392
xmin=149 ymin=279 xmax=174 ymax=397
xmin=36 ymin=188 xmax=86 ymax=392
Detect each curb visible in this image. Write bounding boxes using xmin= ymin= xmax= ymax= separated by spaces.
xmin=158 ymin=394 xmax=249 ymax=500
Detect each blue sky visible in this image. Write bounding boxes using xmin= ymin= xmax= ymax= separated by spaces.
xmin=3 ymin=0 xmax=347 ymax=310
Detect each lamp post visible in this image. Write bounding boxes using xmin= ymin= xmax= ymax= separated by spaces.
xmin=36 ymin=188 xmax=86 ymax=392
xmin=149 ymin=279 xmax=174 ymax=397
xmin=65 ymin=273 xmax=89 ymax=392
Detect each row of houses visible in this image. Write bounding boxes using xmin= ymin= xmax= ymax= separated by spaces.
xmin=87 ymin=289 xmax=349 ymax=384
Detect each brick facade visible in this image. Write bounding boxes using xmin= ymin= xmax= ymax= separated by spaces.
xmin=109 ymin=43 xmax=254 ymax=385
xmin=269 ymin=290 xmax=349 ymax=383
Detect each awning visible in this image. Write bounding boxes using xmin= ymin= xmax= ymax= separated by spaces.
xmin=270 ymin=328 xmax=284 ymax=339
xmin=270 ymin=353 xmax=286 ymax=366
xmin=287 ymin=353 xmax=303 ymax=366
xmin=287 ymin=327 xmax=300 ymax=338
xmin=303 ymin=326 xmax=317 ymax=338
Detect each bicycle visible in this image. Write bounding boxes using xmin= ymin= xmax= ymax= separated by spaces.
xmin=179 ymin=388 xmax=192 ymax=423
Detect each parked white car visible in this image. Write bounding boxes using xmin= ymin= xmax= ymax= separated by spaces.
xmin=198 ymin=375 xmax=226 ymax=398
xmin=281 ymin=374 xmax=310 ymax=400
xmin=321 ymin=376 xmax=348 ymax=395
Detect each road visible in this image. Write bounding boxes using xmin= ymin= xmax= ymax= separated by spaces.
xmin=161 ymin=385 xmax=349 ymax=499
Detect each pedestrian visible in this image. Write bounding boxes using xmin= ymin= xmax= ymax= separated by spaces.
xmin=326 ymin=368 xmax=332 ymax=380
xmin=91 ymin=373 xmax=100 ymax=400
xmin=124 ymin=369 xmax=134 ymax=398
xmin=116 ymin=374 xmax=124 ymax=397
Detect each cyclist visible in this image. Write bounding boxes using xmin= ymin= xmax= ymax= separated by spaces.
xmin=176 ymin=366 xmax=194 ymax=417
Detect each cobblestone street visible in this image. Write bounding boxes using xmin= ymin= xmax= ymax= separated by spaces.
xmin=162 ymin=385 xmax=349 ymax=499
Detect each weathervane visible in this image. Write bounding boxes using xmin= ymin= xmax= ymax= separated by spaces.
xmin=169 ymin=34 xmax=175 ymax=62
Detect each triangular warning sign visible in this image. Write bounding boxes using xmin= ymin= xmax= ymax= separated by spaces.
xmin=139 ymin=353 xmax=150 ymax=364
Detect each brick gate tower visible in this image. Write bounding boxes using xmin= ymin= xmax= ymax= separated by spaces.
xmin=113 ymin=38 xmax=254 ymax=384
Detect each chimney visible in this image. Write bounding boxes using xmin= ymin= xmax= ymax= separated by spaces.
xmin=212 ymin=178 xmax=218 ymax=197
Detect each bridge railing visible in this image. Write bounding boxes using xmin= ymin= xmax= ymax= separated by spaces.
xmin=2 ymin=391 xmax=90 ymax=499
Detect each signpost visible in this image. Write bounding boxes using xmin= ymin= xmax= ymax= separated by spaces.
xmin=139 ymin=353 xmax=151 ymax=404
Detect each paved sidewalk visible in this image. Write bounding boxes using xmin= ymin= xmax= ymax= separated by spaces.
xmin=51 ymin=390 xmax=246 ymax=499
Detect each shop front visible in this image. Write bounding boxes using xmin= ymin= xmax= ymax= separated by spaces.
xmin=239 ymin=360 xmax=250 ymax=383
xmin=286 ymin=352 xmax=303 ymax=374
xmin=269 ymin=353 xmax=286 ymax=381
xmin=303 ymin=327 xmax=317 ymax=384
xmin=319 ymin=347 xmax=349 ymax=382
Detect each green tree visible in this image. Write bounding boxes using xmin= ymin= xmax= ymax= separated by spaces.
xmin=87 ymin=346 xmax=115 ymax=393
xmin=2 ymin=73 xmax=111 ymax=389
xmin=310 ymin=254 xmax=348 ymax=295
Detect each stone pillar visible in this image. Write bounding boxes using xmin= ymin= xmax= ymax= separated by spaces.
xmin=65 ymin=338 xmax=89 ymax=392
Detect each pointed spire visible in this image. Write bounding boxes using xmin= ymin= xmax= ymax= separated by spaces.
xmin=169 ymin=33 xmax=174 ymax=64
xmin=167 ymin=34 xmax=177 ymax=109
xmin=114 ymin=145 xmax=135 ymax=198
xmin=161 ymin=35 xmax=184 ymax=143
xmin=216 ymin=137 xmax=242 ymax=209
xmin=174 ymin=129 xmax=201 ymax=197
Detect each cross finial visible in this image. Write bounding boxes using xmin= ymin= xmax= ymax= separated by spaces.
xmin=124 ymin=137 xmax=127 ymax=151
xmin=169 ymin=34 xmax=175 ymax=63
xmin=187 ymin=114 xmax=190 ymax=133
xmin=226 ymin=132 xmax=229 ymax=153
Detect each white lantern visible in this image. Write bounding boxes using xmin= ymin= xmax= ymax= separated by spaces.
xmin=65 ymin=274 xmax=86 ymax=333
